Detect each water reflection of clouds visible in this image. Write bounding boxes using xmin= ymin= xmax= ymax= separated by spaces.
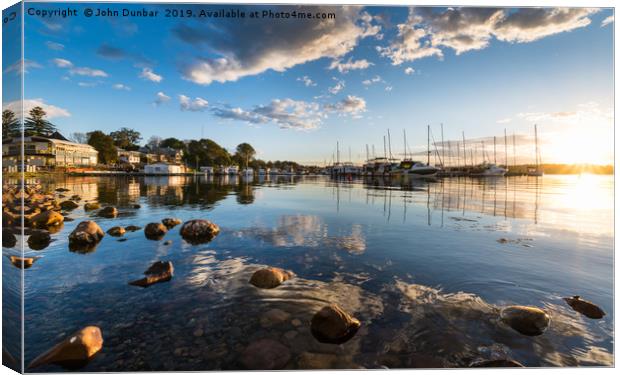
xmin=233 ymin=215 xmax=366 ymax=254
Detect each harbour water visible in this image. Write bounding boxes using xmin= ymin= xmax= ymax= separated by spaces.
xmin=3 ymin=174 xmax=614 ymax=370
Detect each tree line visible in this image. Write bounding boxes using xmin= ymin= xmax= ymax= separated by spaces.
xmin=3 ymin=107 xmax=301 ymax=170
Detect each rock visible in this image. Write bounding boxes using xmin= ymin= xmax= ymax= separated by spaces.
xmin=500 ymin=305 xmax=550 ymax=336
xmin=68 ymin=221 xmax=105 ymax=252
xmin=163 ymin=240 xmax=172 ymax=246
xmin=283 ymin=330 xmax=298 ymax=340
xmin=27 ymin=326 xmax=103 ymax=369
xmin=97 ymin=207 xmax=118 ymax=218
xmin=59 ymin=200 xmax=79 ymax=210
xmin=8 ymin=256 xmax=38 ymax=269
xmin=497 ymin=238 xmax=509 ymax=244
xmin=129 ymin=261 xmax=174 ymax=287
xmin=162 ymin=218 xmax=182 ymax=228
xmin=125 ymin=225 xmax=142 ymax=232
xmin=260 ymin=309 xmax=291 ymax=328
xmin=470 ymin=359 xmax=524 ymax=367
xmin=193 ymin=329 xmax=204 ymax=337
xmin=30 ymin=210 xmax=64 ymax=228
xmin=240 ymin=339 xmax=290 ymax=370
xmin=63 ymin=216 xmax=75 ymax=222
xmin=117 ymin=238 xmax=128 ymax=242
xmin=563 ymin=296 xmax=605 ymax=319
xmin=28 ymin=230 xmax=52 ymax=250
xmin=55 ymin=188 xmax=70 ymax=192
xmin=144 ymin=223 xmax=167 ymax=240
xmin=310 ymin=304 xmax=360 ymax=344
xmin=106 ymin=226 xmax=126 ymax=237
xmin=3 ymin=229 xmax=17 ymax=248
xmin=179 ymin=219 xmax=220 ymax=244
xmin=132 ymin=204 xmax=141 ymax=209
xmin=249 ymin=267 xmax=294 ymax=289
xmin=291 ymin=319 xmax=302 ymax=327
xmin=70 ymin=195 xmax=81 ymax=201
xmin=84 ymin=202 xmax=100 ymax=211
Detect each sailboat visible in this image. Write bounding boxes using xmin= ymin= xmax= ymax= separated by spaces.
xmin=527 ymin=124 xmax=543 ymax=176
xmin=395 ymin=126 xmax=440 ymax=177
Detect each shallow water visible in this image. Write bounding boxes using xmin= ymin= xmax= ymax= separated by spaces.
xmin=3 ymin=174 xmax=614 ymax=370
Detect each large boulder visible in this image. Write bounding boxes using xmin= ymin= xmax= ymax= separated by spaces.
xmin=144 ymin=223 xmax=167 ymax=240
xmin=240 ymin=339 xmax=290 ymax=370
xmin=249 ymin=267 xmax=294 ymax=289
xmin=97 ymin=207 xmax=118 ymax=219
xmin=563 ymin=296 xmax=605 ymax=319
xmin=27 ymin=230 xmax=51 ymax=250
xmin=27 ymin=326 xmax=103 ymax=369
xmin=30 ymin=210 xmax=64 ymax=229
xmin=310 ymin=304 xmax=360 ymax=344
xmin=68 ymin=221 xmax=105 ymax=252
xmin=500 ymin=306 xmax=550 ymax=336
xmin=162 ymin=218 xmax=182 ymax=229
xmin=83 ymin=202 xmax=100 ymax=211
xmin=59 ymin=200 xmax=79 ymax=210
xmin=129 ymin=261 xmax=174 ymax=287
xmin=106 ymin=226 xmax=126 ymax=237
xmin=179 ymin=219 xmax=220 ymax=244
xmin=3 ymin=229 xmax=17 ymax=248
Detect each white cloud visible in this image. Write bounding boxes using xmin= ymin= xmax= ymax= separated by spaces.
xmin=297 ymin=76 xmax=317 ymax=87
xmin=328 ymin=57 xmax=373 ymax=73
xmin=3 ymin=59 xmax=42 ymax=75
xmin=140 ymin=67 xmax=163 ymax=83
xmin=179 ymin=95 xmax=209 ymax=112
xmin=385 ymin=86 xmax=393 ymax=92
xmin=380 ymin=7 xmax=598 ymax=65
xmin=404 ymin=67 xmax=415 ymax=75
xmin=601 ymin=15 xmax=614 ymax=27
xmin=328 ymin=78 xmax=345 ymax=94
xmin=3 ymin=98 xmax=70 ymax=119
xmin=175 ymin=7 xmax=380 ymax=85
xmin=213 ymin=98 xmax=324 ymax=130
xmin=78 ymin=82 xmax=99 ymax=88
xmin=325 ymin=95 xmax=367 ymax=118
xmin=45 ymin=41 xmax=65 ymax=51
xmin=362 ymin=75 xmax=382 ymax=86
xmin=153 ymin=92 xmax=171 ymax=106
xmin=52 ymin=58 xmax=107 ymax=77
xmin=112 ymin=83 xmax=131 ymax=91
xmin=496 ymin=118 xmax=512 ymax=124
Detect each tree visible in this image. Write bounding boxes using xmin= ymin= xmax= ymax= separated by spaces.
xmin=146 ymin=136 xmax=162 ymax=149
xmin=68 ymin=132 xmax=88 ymax=144
xmin=87 ymin=131 xmax=118 ymax=164
xmin=235 ymin=143 xmax=256 ymax=167
xmin=2 ymin=109 xmax=20 ymax=138
xmin=183 ymin=138 xmax=232 ymax=167
xmin=24 ymin=106 xmax=56 ymax=136
xmin=160 ymin=137 xmax=186 ymax=151
xmin=110 ymin=127 xmax=142 ymax=150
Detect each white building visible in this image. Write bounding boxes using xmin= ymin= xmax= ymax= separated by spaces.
xmin=144 ymin=163 xmax=184 ymax=175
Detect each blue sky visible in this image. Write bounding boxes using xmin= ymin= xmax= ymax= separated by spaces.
xmin=3 ymin=3 xmax=614 ymax=164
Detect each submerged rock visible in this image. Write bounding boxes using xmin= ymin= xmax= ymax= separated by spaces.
xmin=3 ymin=229 xmax=17 ymax=248
xmin=59 ymin=200 xmax=79 ymax=210
xmin=162 ymin=218 xmax=182 ymax=229
xmin=83 ymin=202 xmax=100 ymax=211
xmin=179 ymin=219 xmax=220 ymax=244
xmin=240 ymin=339 xmax=290 ymax=370
xmin=132 ymin=204 xmax=141 ymax=209
xmin=28 ymin=230 xmax=52 ymax=250
xmin=249 ymin=267 xmax=294 ymax=289
xmin=129 ymin=261 xmax=174 ymax=287
xmin=500 ymin=305 xmax=550 ymax=336
xmin=260 ymin=308 xmax=291 ymax=328
xmin=470 ymin=359 xmax=524 ymax=367
xmin=563 ymin=296 xmax=605 ymax=319
xmin=30 ymin=210 xmax=64 ymax=228
xmin=106 ymin=226 xmax=126 ymax=237
xmin=163 ymin=240 xmax=172 ymax=246
xmin=8 ymin=255 xmax=38 ymax=269
xmin=68 ymin=221 xmax=105 ymax=252
xmin=144 ymin=223 xmax=167 ymax=240
xmin=97 ymin=206 xmax=118 ymax=219
xmin=70 ymin=195 xmax=81 ymax=201
xmin=124 ymin=225 xmax=142 ymax=232
xmin=27 ymin=326 xmax=103 ymax=370
xmin=310 ymin=304 xmax=360 ymax=344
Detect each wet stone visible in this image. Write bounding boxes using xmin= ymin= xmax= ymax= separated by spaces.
xmin=68 ymin=221 xmax=105 ymax=253
xmin=59 ymin=200 xmax=79 ymax=210
xmin=240 ymin=339 xmax=291 ymax=370
xmin=28 ymin=326 xmax=103 ymax=370
xmin=162 ymin=218 xmax=182 ymax=229
xmin=260 ymin=308 xmax=291 ymax=328
xmin=3 ymin=229 xmax=17 ymax=248
xmin=97 ymin=206 xmax=118 ymax=219
xmin=27 ymin=230 xmax=52 ymax=250
xmin=107 ymin=226 xmax=126 ymax=237
xmin=129 ymin=261 xmax=174 ymax=287
xmin=84 ymin=202 xmax=101 ymax=211
xmin=310 ymin=304 xmax=360 ymax=344
xmin=500 ymin=305 xmax=550 ymax=336
xmin=144 ymin=223 xmax=167 ymax=240
xmin=249 ymin=267 xmax=294 ymax=289
xmin=563 ymin=295 xmax=605 ymax=319
xmin=125 ymin=225 xmax=142 ymax=232
xmin=179 ymin=219 xmax=220 ymax=244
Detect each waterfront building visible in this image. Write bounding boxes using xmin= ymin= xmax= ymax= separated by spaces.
xmin=117 ymin=149 xmax=143 ymax=165
xmin=2 ymin=132 xmax=98 ymax=170
xmin=144 ymin=163 xmax=186 ymax=175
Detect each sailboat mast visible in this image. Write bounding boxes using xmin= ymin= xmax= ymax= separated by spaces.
xmin=462 ymin=131 xmax=466 ymax=167
xmin=493 ymin=136 xmax=497 ymax=165
xmin=427 ymin=125 xmax=430 ymax=165
xmin=512 ymin=133 xmax=516 ymax=167
xmin=504 ymin=129 xmax=508 ymax=167
xmin=441 ymin=123 xmax=445 ymax=168
xmin=387 ymin=129 xmax=393 ymax=160
xmin=336 ymin=141 xmax=340 ymax=164
xmin=403 ymin=129 xmax=407 ymax=160
xmin=383 ymin=136 xmax=387 ymax=159
xmin=534 ymin=124 xmax=540 ymax=167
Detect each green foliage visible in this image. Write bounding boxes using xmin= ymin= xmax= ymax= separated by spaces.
xmin=160 ymin=137 xmax=186 ymax=151
xmin=24 ymin=106 xmax=57 ymax=136
xmin=2 ymin=109 xmax=20 ymax=138
xmin=234 ymin=142 xmax=256 ymax=167
xmin=110 ymin=127 xmax=142 ymax=150
xmin=87 ymin=130 xmax=118 ymax=164
xmin=183 ymin=138 xmax=232 ymax=167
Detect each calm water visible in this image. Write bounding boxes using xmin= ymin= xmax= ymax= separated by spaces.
xmin=3 ymin=174 xmax=614 ymax=370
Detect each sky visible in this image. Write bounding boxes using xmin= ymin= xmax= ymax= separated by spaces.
xmin=2 ymin=3 xmax=615 ymax=165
